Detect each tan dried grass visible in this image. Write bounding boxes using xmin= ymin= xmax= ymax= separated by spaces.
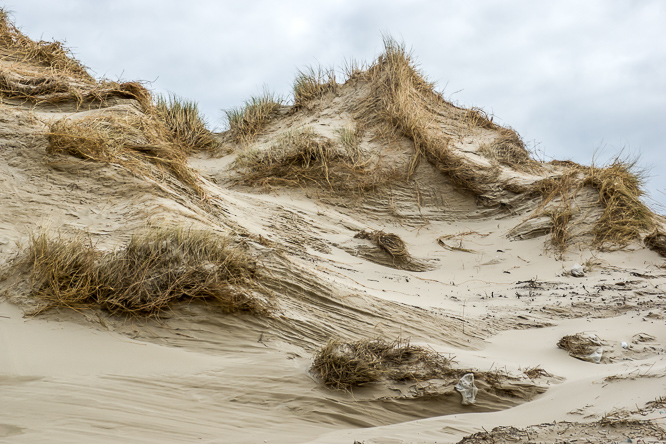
xmin=155 ymin=93 xmax=217 ymax=151
xmin=14 ymin=227 xmax=264 ymax=316
xmin=293 ymin=65 xmax=337 ymax=108
xmin=47 ymin=112 xmax=205 ymax=197
xmin=225 ymin=89 xmax=282 ymax=144
xmin=311 ymin=337 xmax=451 ymax=390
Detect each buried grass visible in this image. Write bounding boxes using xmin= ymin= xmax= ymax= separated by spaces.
xmin=354 ymin=229 xmax=409 ymax=261
xmin=47 ymin=111 xmax=205 ymax=196
xmin=311 ymin=337 xmax=452 ymax=390
xmin=234 ymin=126 xmax=392 ymax=192
xmin=477 ymin=128 xmax=542 ymax=173
xmin=225 ymin=89 xmax=282 ymax=144
xmin=13 ymin=227 xmax=265 ymax=316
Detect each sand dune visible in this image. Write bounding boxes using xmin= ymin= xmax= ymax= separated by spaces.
xmin=1 ymin=12 xmax=665 ymax=443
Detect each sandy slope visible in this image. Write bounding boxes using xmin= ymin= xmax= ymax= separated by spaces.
xmin=1 ymin=28 xmax=666 ymax=444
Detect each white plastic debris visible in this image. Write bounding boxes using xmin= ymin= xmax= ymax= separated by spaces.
xmin=571 ymin=263 xmax=585 ymax=277
xmin=621 ymin=341 xmax=628 ymax=349
xmin=583 ymin=347 xmax=603 ymax=364
xmin=455 ymin=373 xmax=478 ymax=405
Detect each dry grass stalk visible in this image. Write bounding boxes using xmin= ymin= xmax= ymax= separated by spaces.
xmin=47 ymin=112 xmax=205 ymax=196
xmin=293 ymin=65 xmax=338 ymax=108
xmin=14 ymin=227 xmax=264 ymax=316
xmin=225 ymin=90 xmax=282 ymax=144
xmin=311 ymin=337 xmax=451 ymax=390
xmin=155 ymin=93 xmax=217 ymax=151
xmin=235 ymin=127 xmax=388 ymax=192
xmin=522 ymin=365 xmax=551 ymax=380
xmin=0 ymin=9 xmax=92 ymax=80
xmin=355 ymin=230 xmax=409 ymax=260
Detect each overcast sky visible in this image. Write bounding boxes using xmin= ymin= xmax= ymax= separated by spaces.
xmin=6 ymin=0 xmax=666 ymax=208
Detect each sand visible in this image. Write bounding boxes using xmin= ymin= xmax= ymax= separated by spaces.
xmin=1 ymin=24 xmax=665 ymax=444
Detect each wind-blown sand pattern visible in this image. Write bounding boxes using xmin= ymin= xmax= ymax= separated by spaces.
xmin=1 ymin=12 xmax=665 ymax=443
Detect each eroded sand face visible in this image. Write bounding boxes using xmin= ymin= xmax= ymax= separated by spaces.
xmin=1 ymin=27 xmax=665 ymax=444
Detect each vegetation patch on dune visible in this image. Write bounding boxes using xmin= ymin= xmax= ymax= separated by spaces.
xmin=293 ymin=65 xmax=338 ymax=109
xmin=225 ymin=90 xmax=282 ymax=144
xmin=155 ymin=93 xmax=218 ymax=151
xmin=10 ymin=227 xmax=265 ymax=316
xmin=311 ymin=338 xmax=452 ymax=390
xmin=47 ymin=111 xmax=206 ymax=196
xmin=235 ymin=126 xmax=394 ymax=192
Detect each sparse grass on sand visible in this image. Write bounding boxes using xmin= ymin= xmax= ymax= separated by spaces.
xmin=155 ymin=93 xmax=218 ymax=151
xmin=13 ymin=227 xmax=265 ymax=316
xmin=47 ymin=111 xmax=205 ymax=196
xmin=234 ymin=126 xmax=393 ymax=192
xmin=225 ymin=89 xmax=282 ymax=144
xmin=557 ymin=333 xmax=602 ymax=359
xmin=354 ymin=230 xmax=409 ymax=261
xmin=477 ymin=128 xmax=542 ymax=173
xmin=311 ymin=337 xmax=451 ymax=390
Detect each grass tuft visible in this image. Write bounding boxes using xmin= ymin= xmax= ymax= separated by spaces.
xmin=293 ymin=65 xmax=337 ymax=108
xmin=155 ymin=93 xmax=217 ymax=151
xmin=354 ymin=230 xmax=409 ymax=260
xmin=311 ymin=337 xmax=451 ymax=390
xmin=478 ymin=128 xmax=542 ymax=173
xmin=225 ymin=89 xmax=282 ymax=144
xmin=14 ymin=227 xmax=264 ymax=316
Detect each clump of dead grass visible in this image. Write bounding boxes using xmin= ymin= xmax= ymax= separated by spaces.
xmin=311 ymin=337 xmax=451 ymax=390
xmin=478 ymin=128 xmax=542 ymax=173
xmin=155 ymin=93 xmax=217 ymax=151
xmin=13 ymin=227 xmax=264 ymax=316
xmin=47 ymin=112 xmax=204 ymax=196
xmin=533 ymin=157 xmax=653 ymax=250
xmin=557 ymin=333 xmax=602 ymax=360
xmin=644 ymin=230 xmax=666 ymax=257
xmin=0 ymin=9 xmax=92 ymax=80
xmin=235 ymin=127 xmax=389 ymax=192
xmin=522 ymin=365 xmax=551 ymax=380
xmin=354 ymin=229 xmax=409 ymax=261
xmin=225 ymin=90 xmax=282 ymax=144
xmin=293 ymin=65 xmax=337 ymax=108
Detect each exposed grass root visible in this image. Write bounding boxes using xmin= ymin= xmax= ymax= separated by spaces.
xmin=235 ymin=127 xmax=395 ymax=192
xmin=47 ymin=112 xmax=205 ymax=196
xmin=311 ymin=337 xmax=452 ymax=390
xmin=225 ymin=90 xmax=282 ymax=144
xmin=12 ymin=227 xmax=265 ymax=316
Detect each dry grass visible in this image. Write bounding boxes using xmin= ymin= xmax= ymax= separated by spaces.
xmin=533 ymin=157 xmax=653 ymax=249
xmin=354 ymin=229 xmax=409 ymax=260
xmin=235 ymin=127 xmax=390 ymax=192
xmin=155 ymin=93 xmax=217 ymax=151
xmin=478 ymin=128 xmax=542 ymax=173
xmin=14 ymin=227 xmax=264 ymax=316
xmin=225 ymin=90 xmax=282 ymax=144
xmin=644 ymin=230 xmax=666 ymax=257
xmin=522 ymin=365 xmax=551 ymax=380
xmin=557 ymin=333 xmax=602 ymax=358
xmin=358 ymin=36 xmax=504 ymax=192
xmin=293 ymin=65 xmax=337 ymax=108
xmin=311 ymin=337 xmax=451 ymax=390
xmin=0 ymin=9 xmax=92 ymax=80
xmin=47 ymin=112 xmax=205 ymax=196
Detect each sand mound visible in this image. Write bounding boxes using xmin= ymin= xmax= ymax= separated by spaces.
xmin=1 ymin=12 xmax=665 ymax=444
